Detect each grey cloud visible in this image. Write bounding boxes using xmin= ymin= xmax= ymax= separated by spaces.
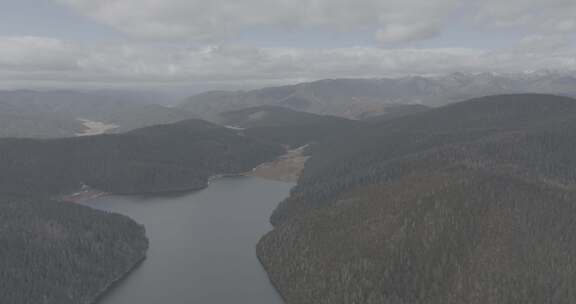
xmin=1 ymin=36 xmax=575 ymax=88
xmin=55 ymin=0 xmax=576 ymax=44
xmin=0 ymin=37 xmax=82 ymax=71
xmin=474 ymin=0 xmax=576 ymax=33
xmin=54 ymin=0 xmax=459 ymax=44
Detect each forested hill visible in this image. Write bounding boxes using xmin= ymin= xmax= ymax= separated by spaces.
xmin=361 ymin=104 xmax=430 ymax=123
xmin=0 ymin=118 xmax=284 ymax=197
xmin=0 ymin=195 xmax=148 ymax=304
xmin=220 ymin=105 xmax=355 ymax=128
xmin=0 ymin=117 xmax=286 ymax=303
xmin=258 ymin=94 xmax=576 ymax=304
xmin=220 ymin=106 xmax=367 ymax=148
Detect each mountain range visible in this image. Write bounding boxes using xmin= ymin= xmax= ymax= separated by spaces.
xmin=180 ymin=71 xmax=576 ymax=120
xmin=0 ymin=90 xmax=195 ymax=138
xmin=8 ymin=71 xmax=576 ymax=139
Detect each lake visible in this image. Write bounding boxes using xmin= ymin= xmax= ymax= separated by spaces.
xmin=84 ymin=176 xmax=293 ymax=304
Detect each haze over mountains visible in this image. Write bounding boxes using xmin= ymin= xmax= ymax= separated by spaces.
xmin=181 ymin=71 xmax=576 ymax=120
xmin=0 ymin=90 xmax=195 ymax=138
xmin=5 ymin=70 xmax=576 ymax=139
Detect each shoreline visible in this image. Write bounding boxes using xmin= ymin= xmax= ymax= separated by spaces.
xmin=52 ymin=146 xmax=304 ymax=304
xmin=256 ymin=249 xmax=290 ymax=304
xmin=68 ymin=163 xmax=298 ymax=304
xmin=61 ymin=146 xmax=308 ymax=204
xmin=83 ymin=171 xmax=292 ymax=304
xmin=62 ymin=149 xmax=307 ymax=303
xmin=62 ymin=169 xmax=287 ymax=204
xmin=63 ymin=191 xmax=149 ymax=304
xmin=89 ymin=256 xmax=147 ymax=304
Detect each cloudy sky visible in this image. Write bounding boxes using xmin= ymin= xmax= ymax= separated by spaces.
xmin=2 ymin=0 xmax=575 ymax=90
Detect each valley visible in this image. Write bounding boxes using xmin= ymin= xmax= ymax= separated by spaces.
xmin=6 ymin=2 xmax=576 ymax=303
xmin=3 ymin=92 xmax=576 ymax=304
xmin=84 ymin=177 xmax=292 ymax=304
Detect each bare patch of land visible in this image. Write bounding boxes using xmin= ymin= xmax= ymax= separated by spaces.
xmin=76 ymin=118 xmax=119 ymax=136
xmin=248 ymin=145 xmax=309 ymax=182
xmin=59 ymin=185 xmax=109 ymax=204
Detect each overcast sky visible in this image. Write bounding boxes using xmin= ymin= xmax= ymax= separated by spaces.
xmin=1 ymin=0 xmax=575 ymax=90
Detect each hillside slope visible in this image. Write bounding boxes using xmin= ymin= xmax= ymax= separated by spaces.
xmin=0 ymin=119 xmax=284 ymax=197
xmin=221 ymin=106 xmax=367 ymax=148
xmin=180 ymin=72 xmax=576 ymax=120
xmin=0 ymin=196 xmax=148 ymax=304
xmin=0 ymin=118 xmax=287 ymax=304
xmin=220 ymin=105 xmax=356 ymax=128
xmin=362 ymin=104 xmax=431 ymax=122
xmin=258 ymin=94 xmax=576 ymax=304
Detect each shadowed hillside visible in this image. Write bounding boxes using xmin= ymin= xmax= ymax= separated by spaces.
xmin=362 ymin=104 xmax=431 ymax=122
xmin=0 ymin=117 xmax=287 ymax=304
xmin=0 ymin=119 xmax=284 ymax=197
xmin=220 ymin=105 xmax=357 ymax=128
xmin=258 ymin=94 xmax=576 ymax=304
xmin=0 ymin=196 xmax=148 ymax=304
xmin=220 ymin=105 xmax=367 ymax=148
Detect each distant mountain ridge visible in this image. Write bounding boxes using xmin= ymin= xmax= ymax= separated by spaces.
xmin=180 ymin=71 xmax=576 ymax=120
xmin=0 ymin=90 xmax=196 ymax=138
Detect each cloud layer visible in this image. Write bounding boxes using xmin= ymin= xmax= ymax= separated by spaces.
xmin=55 ymin=0 xmax=576 ymax=43
xmin=474 ymin=0 xmax=576 ymax=33
xmin=55 ymin=0 xmax=460 ymax=44
xmin=1 ymin=36 xmax=575 ymax=88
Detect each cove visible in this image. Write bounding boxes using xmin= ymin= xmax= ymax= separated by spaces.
xmin=84 ymin=176 xmax=292 ymax=304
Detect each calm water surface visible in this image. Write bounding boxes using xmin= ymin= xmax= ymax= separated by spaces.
xmin=85 ymin=176 xmax=292 ymax=304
